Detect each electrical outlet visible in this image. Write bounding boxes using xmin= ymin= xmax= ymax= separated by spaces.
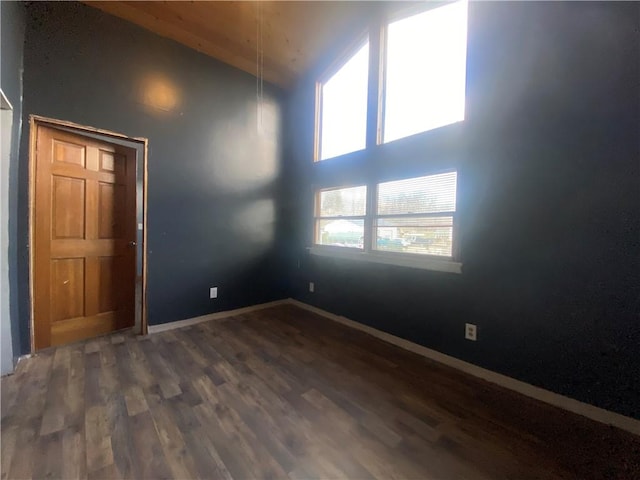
xmin=465 ymin=323 xmax=477 ymax=341
xmin=210 ymin=287 xmax=218 ymax=299
xmin=309 ymin=282 xmax=315 ymax=293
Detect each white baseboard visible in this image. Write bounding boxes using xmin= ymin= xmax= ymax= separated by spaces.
xmin=147 ymin=299 xmax=290 ymax=334
xmin=287 ymin=299 xmax=640 ymax=437
xmin=0 ymin=354 xmax=35 ymax=378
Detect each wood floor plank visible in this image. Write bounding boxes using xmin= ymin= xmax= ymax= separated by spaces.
xmin=6 ymin=350 xmax=55 ymax=480
xmin=123 ymin=385 xmax=149 ymax=417
xmin=106 ymin=395 xmax=136 ymax=479
xmin=87 ymin=462 xmax=121 ymax=480
xmin=0 ymin=373 xmax=19 ymax=422
xmin=148 ymin=402 xmax=200 ymax=480
xmin=128 ymin=411 xmax=173 ymax=480
xmin=66 ymin=345 xmax=86 ymax=429
xmin=39 ymin=347 xmax=71 ymax=435
xmin=85 ymin=405 xmax=114 ymax=473
xmin=190 ymin=385 xmax=257 ymax=480
xmin=123 ymin=338 xmax=156 ymax=389
xmin=32 ymin=431 xmax=64 ymax=480
xmin=181 ymin=429 xmax=234 ymax=480
xmin=2 ymin=304 xmax=639 ymax=480
xmin=6 ymin=417 xmax=40 ymax=479
xmin=216 ymin=380 xmax=299 ymax=472
xmin=139 ymin=338 xmax=183 ymax=399
xmin=0 ymin=424 xmax=18 ymax=480
xmin=62 ymin=427 xmax=87 ymax=480
xmin=205 ymin=388 xmax=290 ymax=480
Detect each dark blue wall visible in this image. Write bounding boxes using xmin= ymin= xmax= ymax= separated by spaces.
xmin=16 ymin=1 xmax=288 ymax=353
xmin=9 ymin=0 xmax=640 ymax=420
xmin=1 ymin=0 xmax=26 ymax=364
xmin=284 ymin=2 xmax=640 ymax=419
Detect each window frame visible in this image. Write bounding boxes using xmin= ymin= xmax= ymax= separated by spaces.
xmin=371 ymin=170 xmax=459 ymax=260
xmin=311 ymin=170 xmax=462 ymax=273
xmin=314 ymin=185 xmax=368 ymax=251
xmin=310 ymin=1 xmax=467 ymax=273
xmin=314 ymin=33 xmax=370 ymax=162
xmin=379 ymin=1 xmax=468 ymax=144
xmin=315 ymin=1 xmax=468 ymax=154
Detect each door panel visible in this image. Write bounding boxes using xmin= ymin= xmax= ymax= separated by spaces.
xmin=50 ymin=258 xmax=85 ymax=322
xmin=98 ymin=255 xmax=127 ymax=313
xmin=53 ymin=139 xmax=86 ymax=167
xmin=98 ymin=182 xmax=126 ymax=239
xmin=34 ymin=126 xmax=136 ymax=349
xmin=52 ymin=176 xmax=86 ymax=239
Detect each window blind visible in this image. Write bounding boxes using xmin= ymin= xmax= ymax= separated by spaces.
xmin=377 ymin=172 xmax=457 ymax=215
xmin=319 ymin=186 xmax=367 ymax=217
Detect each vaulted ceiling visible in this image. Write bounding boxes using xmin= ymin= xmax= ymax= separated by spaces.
xmin=86 ymin=1 xmax=374 ymax=88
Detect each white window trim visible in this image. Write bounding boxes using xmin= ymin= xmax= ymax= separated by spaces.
xmin=308 ymin=245 xmax=462 ymax=274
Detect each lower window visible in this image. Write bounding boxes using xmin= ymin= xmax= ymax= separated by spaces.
xmin=313 ymin=171 xmax=459 ymax=270
xmin=314 ymin=185 xmax=366 ymax=249
xmin=374 ymin=172 xmax=457 ymax=258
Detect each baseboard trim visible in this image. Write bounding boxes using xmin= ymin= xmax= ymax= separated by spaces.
xmin=1 ymin=354 xmax=34 ymax=378
xmin=147 ymin=299 xmax=290 ymax=334
xmin=287 ymin=298 xmax=640 ymax=437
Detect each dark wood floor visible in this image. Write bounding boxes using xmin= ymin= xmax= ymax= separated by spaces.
xmin=2 ymin=304 xmax=639 ymax=480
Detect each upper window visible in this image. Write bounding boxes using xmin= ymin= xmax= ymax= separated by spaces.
xmin=383 ymin=1 xmax=468 ymax=143
xmin=314 ymin=1 xmax=468 ymax=157
xmin=315 ymin=185 xmax=367 ymax=248
xmin=318 ymin=41 xmax=369 ymax=161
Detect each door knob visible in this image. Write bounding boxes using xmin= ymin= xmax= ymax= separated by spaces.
xmin=128 ymin=241 xmax=137 ymax=247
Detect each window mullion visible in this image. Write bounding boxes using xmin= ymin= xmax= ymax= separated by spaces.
xmin=364 ymin=182 xmax=376 ymax=253
xmin=377 ymin=22 xmax=388 ymax=146
xmin=314 ymin=83 xmax=323 ymax=161
xmin=366 ymin=20 xmax=383 ymax=150
xmin=452 ymin=212 xmax=460 ymax=262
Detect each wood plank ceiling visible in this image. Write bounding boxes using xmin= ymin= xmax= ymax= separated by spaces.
xmin=85 ymin=1 xmax=372 ymax=88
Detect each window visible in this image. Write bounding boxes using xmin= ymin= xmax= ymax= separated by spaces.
xmin=315 ymin=185 xmax=367 ymax=248
xmin=314 ymin=1 xmax=468 ymax=154
xmin=375 ymin=172 xmax=457 ymax=257
xmin=311 ymin=2 xmax=467 ymax=273
xmin=383 ymin=1 xmax=468 ymax=143
xmin=313 ymin=172 xmax=459 ymax=271
xmin=317 ymin=41 xmax=369 ymax=161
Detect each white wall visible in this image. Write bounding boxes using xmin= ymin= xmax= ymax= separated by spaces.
xmin=1 ymin=92 xmax=14 ymax=375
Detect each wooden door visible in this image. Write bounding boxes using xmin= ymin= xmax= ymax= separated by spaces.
xmin=33 ymin=126 xmax=136 ymax=349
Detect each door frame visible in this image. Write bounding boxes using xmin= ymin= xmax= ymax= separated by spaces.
xmin=28 ymin=115 xmax=149 ymax=352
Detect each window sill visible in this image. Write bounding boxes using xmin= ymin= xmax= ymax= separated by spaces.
xmin=308 ymin=246 xmax=462 ymax=274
